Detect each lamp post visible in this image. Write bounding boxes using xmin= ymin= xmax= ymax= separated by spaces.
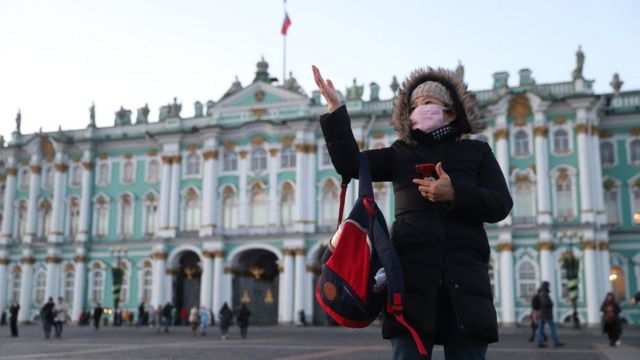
xmin=559 ymin=231 xmax=580 ymax=328
xmin=110 ymin=246 xmax=127 ymax=326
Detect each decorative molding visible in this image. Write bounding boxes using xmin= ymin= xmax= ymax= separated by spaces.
xmin=123 ymin=153 xmax=133 ymax=160
xmin=251 ymin=136 xmax=265 ymax=146
xmin=372 ymin=132 xmax=385 ymax=139
xmin=238 ymin=150 xmax=249 ymax=159
xmin=213 ymin=250 xmax=225 ymax=258
xmin=508 ymin=95 xmax=532 ymax=120
xmin=497 ymin=242 xmax=513 ymax=252
xmin=171 ymin=155 xmax=182 ymax=163
xmin=74 ymin=255 xmax=86 ymax=263
xmin=99 ymin=153 xmax=109 ymax=160
xmin=20 ymin=257 xmax=35 ymax=265
xmin=147 ymin=149 xmax=158 ymax=157
xmin=29 ymin=165 xmax=42 ymax=174
xmin=54 ymin=163 xmax=68 ymax=173
xmin=202 ymin=250 xmax=216 ymax=259
xmin=45 ymin=256 xmax=63 ymax=264
xmin=203 ymin=150 xmax=218 ymax=160
xmin=161 ymin=156 xmax=172 ymax=165
xmin=224 ymin=266 xmax=234 ymax=274
xmin=187 ymin=144 xmax=199 ymax=153
xmin=494 ymin=128 xmax=508 ymax=140
xmin=81 ymin=162 xmax=92 ymax=170
xmin=281 ymin=136 xmax=294 ymax=146
xmin=165 ymin=268 xmax=178 ymax=276
xmin=575 ymin=123 xmax=588 ymax=134
xmin=223 ymin=141 xmax=236 ymax=150
xmin=598 ymin=242 xmax=610 ymax=251
xmin=282 ymin=248 xmax=296 ymax=256
xmin=150 ymin=252 xmax=167 ymax=260
xmin=294 ymin=248 xmax=306 ymax=256
xmin=590 ymin=125 xmax=599 ymax=135
xmin=553 ymin=117 xmax=567 ymax=125
xmin=269 ymin=148 xmax=279 ymax=157
xmin=538 ymin=241 xmax=555 ymax=251
xmin=580 ymin=240 xmax=597 ymax=250
xmin=630 ymin=127 xmax=640 ymax=136
xmin=0 ymin=258 xmax=9 ymax=265
xmin=533 ymin=126 xmax=548 ymax=137
xmin=598 ymin=129 xmax=613 ymax=138
xmin=251 ymin=108 xmax=268 ymax=117
xmin=5 ymin=167 xmax=17 ymax=176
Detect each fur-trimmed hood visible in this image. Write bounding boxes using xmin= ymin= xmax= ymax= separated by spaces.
xmin=392 ymin=67 xmax=483 ymax=145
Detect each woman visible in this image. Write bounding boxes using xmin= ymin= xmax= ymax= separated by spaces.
xmin=312 ymin=65 xmax=512 ymax=359
xmin=236 ymin=304 xmax=251 ymax=340
xmin=218 ymin=302 xmax=233 ymax=340
xmin=601 ymin=292 xmax=622 ymax=346
xmin=198 ymin=306 xmax=211 ymax=336
xmin=189 ymin=306 xmax=200 ymax=336
xmin=9 ymin=301 xmax=20 ymax=337
xmin=53 ymin=297 xmax=68 ymax=338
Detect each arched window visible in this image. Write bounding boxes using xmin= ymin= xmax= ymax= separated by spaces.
xmin=280 ymin=182 xmax=295 ymax=227
xmin=147 ymin=159 xmax=160 ymax=183
xmin=94 ymin=196 xmax=109 ymax=238
xmin=250 ymin=148 xmax=267 ymax=171
xmin=513 ymin=175 xmax=535 ymax=222
xmin=11 ymin=267 xmax=21 ymax=302
xmin=222 ymin=186 xmax=238 ymax=229
xmin=186 ymin=153 xmax=201 ymax=175
xmin=91 ymin=270 xmax=104 ymax=303
xmin=68 ymin=198 xmax=80 ymax=241
xmin=97 ymin=163 xmax=109 ymax=186
xmin=514 ymin=130 xmax=529 ymax=156
xmin=119 ymin=194 xmax=134 ymax=237
xmin=34 ymin=272 xmax=46 ymax=305
xmin=280 ymin=146 xmax=296 ymax=168
xmin=16 ymin=200 xmax=27 ymax=240
xmin=223 ymin=150 xmax=237 ymax=171
xmin=71 ymin=164 xmax=82 ymax=186
xmin=184 ymin=188 xmax=201 ymax=231
xmin=603 ymin=180 xmax=619 ymax=224
xmin=144 ymin=193 xmax=158 ymax=235
xmin=64 ymin=270 xmax=74 ymax=303
xmin=609 ymin=267 xmax=626 ymax=301
xmin=555 ymin=170 xmax=574 ymax=218
xmin=122 ymin=161 xmax=134 ymax=184
xmin=44 ymin=166 xmax=54 ymax=189
xmin=38 ymin=200 xmax=52 ymax=240
xmin=517 ymin=260 xmax=537 ymax=302
xmin=631 ymin=139 xmax=640 ymax=165
xmin=320 ymin=180 xmax=339 ymax=228
xmin=633 ymin=185 xmax=640 ymax=225
xmin=600 ymin=141 xmax=615 ymax=166
xmin=553 ymin=129 xmax=569 ymax=154
xmin=19 ymin=168 xmax=29 ymax=190
xmin=250 ymin=183 xmax=268 ymax=227
xmin=141 ymin=269 xmax=153 ymax=303
xmin=120 ymin=268 xmax=130 ymax=305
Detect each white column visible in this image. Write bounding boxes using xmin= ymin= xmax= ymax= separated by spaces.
xmin=49 ymin=155 xmax=68 ymax=243
xmin=498 ymin=232 xmax=515 ymax=324
xmin=222 ymin=267 xmax=232 ymax=307
xmin=538 ymin=231 xmax=557 ymax=315
xmin=534 ymin=123 xmax=552 ymax=225
xmin=267 ymin=148 xmax=280 ymax=229
xmin=1 ymin=158 xmax=18 ymax=245
xmin=282 ymin=249 xmax=295 ymax=322
xmin=158 ymin=155 xmax=172 ymax=236
xmin=164 ymin=270 xmax=174 ymax=306
xmin=18 ymin=255 xmax=34 ymax=321
xmin=212 ymin=251 xmax=225 ymax=313
xmin=168 ymin=155 xmax=181 ymax=232
xmin=576 ymin=122 xmax=594 ymax=223
xmin=77 ymin=153 xmax=93 ymax=242
xmin=199 ymin=252 xmax=214 ymax=309
xmin=238 ymin=149 xmax=249 ymax=229
xmin=71 ymin=251 xmax=87 ymax=323
xmin=591 ymin=128 xmax=606 ymax=225
xmin=44 ymin=248 xmax=62 ymax=301
xmin=151 ymin=249 xmax=167 ymax=307
xmin=305 ymin=145 xmax=317 ymax=233
xmin=200 ymin=145 xmax=218 ymax=237
xmin=304 ymin=263 xmax=314 ymax=322
xmin=494 ymin=126 xmax=512 ymax=226
xmin=294 ymin=141 xmax=306 ymax=233
xmin=24 ymin=154 xmax=42 ymax=243
xmin=278 ymin=265 xmax=286 ymax=323
xmin=0 ymin=253 xmax=8 ymax=313
xmin=599 ymin=239 xmax=612 ymax=295
xmin=293 ymin=248 xmax=306 ymax=323
xmin=582 ymin=240 xmax=600 ymax=325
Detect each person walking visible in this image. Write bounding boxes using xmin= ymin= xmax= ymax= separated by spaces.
xmin=53 ymin=297 xmax=68 ymax=338
xmin=218 ymin=302 xmax=233 ymax=340
xmin=93 ymin=303 xmax=104 ymax=330
xmin=9 ymin=301 xmax=20 ymax=337
xmin=179 ymin=306 xmax=188 ymax=326
xmin=529 ymin=293 xmax=547 ymax=343
xmin=154 ymin=305 xmax=162 ymax=332
xmin=138 ymin=302 xmax=146 ymax=326
xmin=312 ymin=65 xmax=512 ymax=359
xmin=236 ymin=304 xmax=251 ymax=340
xmin=162 ymin=302 xmax=173 ymax=333
xmin=535 ymin=282 xmax=564 ymax=348
xmin=40 ymin=297 xmax=55 ymax=339
xmin=198 ymin=306 xmax=211 ymax=336
xmin=189 ymin=306 xmax=200 ymax=336
xmin=601 ymin=292 xmax=622 ymax=346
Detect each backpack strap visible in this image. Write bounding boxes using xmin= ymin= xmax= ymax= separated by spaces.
xmin=336 ymin=177 xmax=350 ymax=230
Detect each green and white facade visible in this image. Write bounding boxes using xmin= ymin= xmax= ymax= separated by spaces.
xmin=1 ymin=54 xmax=640 ymax=326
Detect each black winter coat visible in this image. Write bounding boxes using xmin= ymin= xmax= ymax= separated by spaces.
xmin=320 ymin=105 xmax=512 ymax=345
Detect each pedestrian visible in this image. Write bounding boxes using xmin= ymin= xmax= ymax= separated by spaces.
xmin=529 ymin=293 xmax=547 ymax=343
xmin=9 ymin=301 xmax=20 ymax=337
xmin=601 ymin=292 xmax=622 ymax=346
xmin=218 ymin=302 xmax=233 ymax=340
xmin=236 ymin=304 xmax=251 ymax=340
xmin=53 ymin=297 xmax=68 ymax=338
xmin=40 ymin=297 xmax=55 ymax=339
xmin=189 ymin=306 xmax=200 ymax=336
xmin=535 ymin=282 xmax=565 ymax=348
xmin=162 ymin=302 xmax=173 ymax=333
xmin=298 ymin=309 xmax=308 ymax=327
xmin=312 ymin=64 xmax=512 ymax=359
xmin=93 ymin=302 xmax=103 ymax=330
xmin=154 ymin=305 xmax=162 ymax=332
xmin=198 ymin=306 xmax=211 ymax=336
xmin=122 ymin=309 xmax=129 ymax=326
xmin=180 ymin=306 xmax=188 ymax=326
xmin=138 ymin=302 xmax=146 ymax=326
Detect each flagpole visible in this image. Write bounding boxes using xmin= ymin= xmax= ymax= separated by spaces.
xmin=282 ymin=0 xmax=287 ymax=83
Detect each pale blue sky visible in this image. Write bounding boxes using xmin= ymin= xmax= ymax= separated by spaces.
xmin=1 ymin=0 xmax=638 ymax=139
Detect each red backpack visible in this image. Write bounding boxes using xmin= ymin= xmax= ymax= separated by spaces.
xmin=315 ymin=154 xmax=427 ymax=356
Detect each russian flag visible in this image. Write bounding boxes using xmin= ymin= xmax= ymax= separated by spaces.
xmin=281 ymin=12 xmax=292 ymax=35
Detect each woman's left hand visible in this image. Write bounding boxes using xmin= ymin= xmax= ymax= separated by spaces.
xmin=412 ymin=162 xmax=454 ymax=203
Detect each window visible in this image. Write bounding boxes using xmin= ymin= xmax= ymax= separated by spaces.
xmin=250 ymin=148 xmax=267 ymax=171
xmin=19 ymin=168 xmax=29 ymax=190
xmin=223 ymin=151 xmax=237 ymax=172
xmin=320 ymin=180 xmax=339 ymax=228
xmin=609 ymin=267 xmax=626 ymax=302
xmin=553 ymin=129 xmax=569 ymax=154
xmin=280 ymin=183 xmax=295 ymax=227
xmin=281 ymin=146 xmax=296 ymax=168
xmin=603 ymin=181 xmax=619 ymax=224
xmin=222 ymin=186 xmax=238 ymax=229
xmin=91 ymin=271 xmax=104 ymax=303
xmin=122 ymin=161 xmax=134 ymax=184
xmin=68 ymin=198 xmax=80 ymax=241
xmin=631 ymin=139 xmax=640 ymax=165
xmin=11 ymin=268 xmax=21 ymax=302
xmin=94 ymin=196 xmax=109 ymax=238
xmin=141 ymin=269 xmax=153 ymax=303
xmin=97 ymin=163 xmax=109 ymax=186
xmin=44 ymin=166 xmax=54 ymax=189
xmin=16 ymin=200 xmax=27 ymax=240
xmin=119 ymin=194 xmax=134 ymax=237
xmin=513 ymin=176 xmax=535 ymax=222
xmin=144 ymin=193 xmax=158 ymax=235
xmin=555 ymin=171 xmax=574 ymax=218
xmin=633 ymin=185 xmax=640 ymax=224
xmin=250 ymin=184 xmax=268 ymax=227
xmin=64 ymin=271 xmax=74 ymax=303
xmin=120 ymin=270 xmax=130 ymax=304
xmin=70 ymin=164 xmax=82 ymax=186
xmin=514 ymin=130 xmax=529 ymax=156
xmin=147 ymin=159 xmax=160 ymax=183
xmin=34 ymin=272 xmax=46 ymax=305
xmin=517 ymin=260 xmax=537 ymax=301
xmin=600 ymin=141 xmax=615 ymax=166
xmin=184 ymin=188 xmax=201 ymax=231
xmin=186 ymin=153 xmax=201 ymax=176
xmin=38 ymin=200 xmax=52 ymax=240
xmin=321 ymin=145 xmax=331 ymax=166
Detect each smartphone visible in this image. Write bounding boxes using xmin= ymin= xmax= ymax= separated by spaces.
xmin=415 ymin=163 xmax=438 ymax=181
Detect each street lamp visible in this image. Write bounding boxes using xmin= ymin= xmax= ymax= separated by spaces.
xmin=110 ymin=246 xmax=128 ymax=326
xmin=558 ymin=231 xmax=580 ymax=329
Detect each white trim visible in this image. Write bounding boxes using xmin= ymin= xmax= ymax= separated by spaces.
xmin=116 ymin=192 xmax=136 ymax=239
xmin=549 ymin=122 xmax=575 ymax=156
xmin=602 ymin=176 xmax=623 ymax=226
xmin=180 ymin=186 xmax=201 ymax=231
xmin=65 ymin=195 xmax=81 ymax=240
xmin=549 ymin=165 xmax=578 ymax=221
xmin=599 ymin=139 xmax=617 ymax=168
xmin=510 ymin=125 xmax=533 ymax=159
xmin=221 ymin=148 xmax=239 ymax=174
xmin=182 ymin=151 xmax=203 ymax=179
xmin=141 ymin=190 xmax=159 ymax=236
xmin=32 ymin=269 xmax=47 ymax=305
xmin=119 ymin=158 xmax=137 ymax=185
xmin=18 ymin=166 xmax=30 ymax=191
xmin=626 ymin=137 xmax=640 ymax=167
xmin=514 ymin=256 xmax=540 ymax=304
xmin=41 ymin=164 xmax=54 ymax=189
xmin=627 ymin=173 xmax=640 ymax=226
xmin=137 ymin=266 xmax=153 ymax=304
xmin=87 ymin=261 xmax=107 ymax=305
xmin=145 ymin=157 xmax=161 ymax=183
xmin=317 ymin=140 xmax=333 ymax=169
xmin=92 ymin=193 xmax=111 ymax=239
xmin=166 ymin=244 xmax=203 ymax=269
xmin=95 ymin=160 xmax=112 ymax=187
xmin=510 ymin=168 xmax=537 ymax=220
xmin=227 ymin=243 xmax=283 ymax=265
xmin=69 ymin=163 xmax=83 ymax=188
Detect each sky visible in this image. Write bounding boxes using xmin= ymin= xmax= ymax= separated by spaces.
xmin=1 ymin=0 xmax=639 ymax=140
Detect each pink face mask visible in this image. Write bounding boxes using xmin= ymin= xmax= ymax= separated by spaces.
xmin=410 ymin=104 xmax=449 ymax=133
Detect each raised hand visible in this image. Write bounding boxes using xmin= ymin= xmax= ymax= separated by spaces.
xmin=412 ymin=162 xmax=455 ymax=203
xmin=312 ymin=65 xmax=341 ymax=113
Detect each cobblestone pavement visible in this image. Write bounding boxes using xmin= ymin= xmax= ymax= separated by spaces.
xmin=0 ymin=324 xmax=638 ymax=360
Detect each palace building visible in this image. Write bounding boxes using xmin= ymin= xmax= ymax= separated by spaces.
xmin=1 ymin=50 xmax=640 ymax=326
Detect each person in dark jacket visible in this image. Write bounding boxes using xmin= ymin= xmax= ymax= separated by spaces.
xmin=218 ymin=302 xmax=233 ymax=340
xmin=313 ymin=65 xmax=513 ymax=359
xmin=236 ymin=304 xmax=251 ymax=339
xmin=40 ymin=297 xmax=55 ymax=339
xmin=535 ymin=282 xmax=564 ymax=348
xmin=600 ymin=292 xmax=622 ymax=346
xmin=162 ymin=302 xmax=173 ymax=333
xmin=9 ymin=301 xmax=20 ymax=337
xmin=93 ymin=303 xmax=103 ymax=330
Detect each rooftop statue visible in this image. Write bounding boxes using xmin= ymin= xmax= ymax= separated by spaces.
xmin=168 ymin=97 xmax=182 ymax=118
xmin=346 ymin=78 xmax=364 ymax=101
xmin=572 ymin=45 xmax=585 ymax=81
xmin=115 ymin=106 xmax=132 ymax=126
xmin=390 ymin=76 xmax=399 ymax=96
xmin=206 ymin=100 xmax=215 ymax=116
xmin=0 ymin=135 xmax=5 ymax=148
xmin=455 ymin=60 xmax=465 ymax=81
xmin=136 ymin=104 xmax=150 ymax=124
xmin=610 ymin=73 xmax=623 ymax=95
xmin=222 ymin=76 xmax=243 ymax=99
xmin=253 ymin=56 xmax=271 ymax=83
xmin=15 ymin=110 xmax=21 ymax=133
xmin=89 ymin=102 xmax=96 ymax=127
xmin=194 ymin=101 xmax=204 ymax=117
xmin=282 ymin=71 xmax=306 ymax=96
xmin=369 ymin=82 xmax=380 ymax=101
